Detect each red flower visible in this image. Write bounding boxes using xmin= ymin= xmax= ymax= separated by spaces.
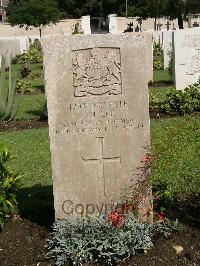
xmin=108 ymin=210 xmax=123 ymax=227
xmin=157 ymin=212 xmax=165 ymax=221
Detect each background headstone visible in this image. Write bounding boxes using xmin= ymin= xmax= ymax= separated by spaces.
xmin=18 ymin=37 xmax=29 ymax=53
xmin=162 ymin=30 xmax=173 ymax=69
xmin=109 ymin=14 xmax=118 ymax=34
xmin=81 ymin=16 xmax=91 ymax=34
xmin=193 ymin=22 xmax=199 ymax=28
xmin=43 ymin=35 xmax=151 ymax=219
xmin=125 ymin=32 xmax=153 ymax=83
xmin=153 ymin=31 xmax=162 ymax=45
xmin=173 ymin=28 xmax=200 ymax=90
xmin=0 ymin=39 xmax=21 ymax=66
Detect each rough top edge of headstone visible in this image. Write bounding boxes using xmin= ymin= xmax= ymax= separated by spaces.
xmin=174 ymin=27 xmax=200 ymax=35
xmin=41 ymin=33 xmax=149 ymax=48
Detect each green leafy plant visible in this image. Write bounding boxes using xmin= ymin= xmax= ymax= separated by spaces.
xmin=159 ymin=81 xmax=200 ymax=115
xmin=153 ymin=43 xmax=163 ymax=70
xmin=123 ymin=22 xmax=134 ymax=32
xmin=0 ymin=148 xmax=21 ymax=229
xmin=16 ymin=78 xmax=33 ymax=94
xmin=46 ymin=213 xmax=153 ymax=266
xmin=18 ymin=39 xmax=43 ymax=65
xmin=149 ymin=93 xmax=160 ymax=109
xmin=167 ymin=45 xmax=174 ymax=80
xmin=20 ymin=65 xmax=31 ymax=78
xmin=153 ymin=43 xmax=162 ymax=57
xmin=18 ymin=47 xmax=43 ymax=64
xmin=0 ymin=55 xmax=24 ymax=122
xmin=71 ymin=22 xmax=83 ymax=35
xmin=153 ymin=58 xmax=163 ymax=70
xmin=29 ymin=38 xmax=42 ymax=51
xmin=153 ymin=218 xmax=182 ymax=238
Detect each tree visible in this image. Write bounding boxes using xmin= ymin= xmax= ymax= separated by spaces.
xmin=162 ymin=0 xmax=186 ymax=29
xmin=6 ymin=0 xmax=60 ymax=37
xmin=128 ymin=0 xmax=200 ymax=30
xmin=56 ymin=0 xmax=125 ymax=18
xmin=128 ymin=0 xmax=167 ymax=30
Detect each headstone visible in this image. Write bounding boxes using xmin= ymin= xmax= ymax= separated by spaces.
xmin=193 ymin=22 xmax=199 ymax=28
xmin=173 ymin=28 xmax=200 ymax=90
xmin=162 ymin=30 xmax=173 ymax=69
xmin=82 ymin=16 xmax=91 ymax=34
xmin=109 ymin=14 xmax=118 ymax=34
xmin=165 ymin=21 xmax=171 ymax=31
xmin=153 ymin=31 xmax=162 ymax=45
xmin=18 ymin=37 xmax=29 ymax=53
xmin=0 ymin=39 xmax=21 ymax=66
xmin=125 ymin=32 xmax=153 ymax=83
xmin=43 ymin=35 xmax=151 ymax=219
xmin=188 ymin=18 xmax=192 ymax=28
xmin=157 ymin=23 xmax=163 ymax=31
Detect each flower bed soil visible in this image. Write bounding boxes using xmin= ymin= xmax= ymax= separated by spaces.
xmin=0 ymin=215 xmax=199 ymax=266
xmin=149 ymin=80 xmax=174 ymax=87
xmin=0 ymin=112 xmax=199 ymax=265
xmin=0 ymin=120 xmax=48 ymax=132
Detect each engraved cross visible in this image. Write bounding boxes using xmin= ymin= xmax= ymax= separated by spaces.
xmin=82 ymin=137 xmax=121 ymax=197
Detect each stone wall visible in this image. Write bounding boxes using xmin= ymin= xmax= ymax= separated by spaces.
xmin=0 ymin=19 xmax=81 ymax=37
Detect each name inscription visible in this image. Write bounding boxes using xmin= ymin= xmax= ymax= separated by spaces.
xmin=56 ymin=99 xmax=144 ymax=135
xmin=181 ymin=35 xmax=200 ymax=48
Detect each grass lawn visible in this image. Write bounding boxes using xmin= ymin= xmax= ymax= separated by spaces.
xmin=0 ymin=128 xmax=51 ymax=188
xmin=151 ymin=114 xmax=200 ymax=199
xmin=153 ymin=69 xmax=172 ymax=83
xmin=149 ymin=70 xmax=175 ymax=103
xmin=0 ymin=113 xmax=199 ymax=198
xmin=0 ymin=68 xmax=199 ymax=224
xmin=3 ymin=62 xmax=44 ymax=91
xmin=16 ymin=93 xmax=46 ymax=121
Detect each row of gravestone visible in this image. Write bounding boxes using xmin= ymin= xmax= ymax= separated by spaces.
xmin=1 ymin=27 xmax=199 ymax=89
xmin=83 ymin=15 xmax=200 ymax=34
xmin=154 ymin=28 xmax=200 ymax=90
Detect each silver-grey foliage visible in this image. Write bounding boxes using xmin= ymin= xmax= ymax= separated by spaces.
xmin=46 ymin=213 xmax=153 ymax=266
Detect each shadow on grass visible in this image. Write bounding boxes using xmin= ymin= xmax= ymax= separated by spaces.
xmin=33 ymin=84 xmax=45 ymax=92
xmin=26 ymin=110 xmax=47 ymax=121
xmin=149 ymin=80 xmax=174 ymax=88
xmin=16 ymin=185 xmax=54 ymax=229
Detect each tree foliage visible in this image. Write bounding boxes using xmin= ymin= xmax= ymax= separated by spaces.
xmin=6 ymin=0 xmax=200 ymax=27
xmin=56 ymin=0 xmax=125 ymax=18
xmin=6 ymin=0 xmax=60 ymax=29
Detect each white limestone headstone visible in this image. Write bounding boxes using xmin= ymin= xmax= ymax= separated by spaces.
xmin=82 ymin=16 xmax=91 ymax=34
xmin=109 ymin=14 xmax=118 ymax=34
xmin=18 ymin=37 xmax=29 ymax=53
xmin=162 ymin=30 xmax=173 ymax=69
xmin=153 ymin=31 xmax=161 ymax=44
xmin=0 ymin=39 xmax=21 ymax=67
xmin=173 ymin=28 xmax=200 ymax=90
xmin=42 ymin=34 xmax=152 ymax=219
